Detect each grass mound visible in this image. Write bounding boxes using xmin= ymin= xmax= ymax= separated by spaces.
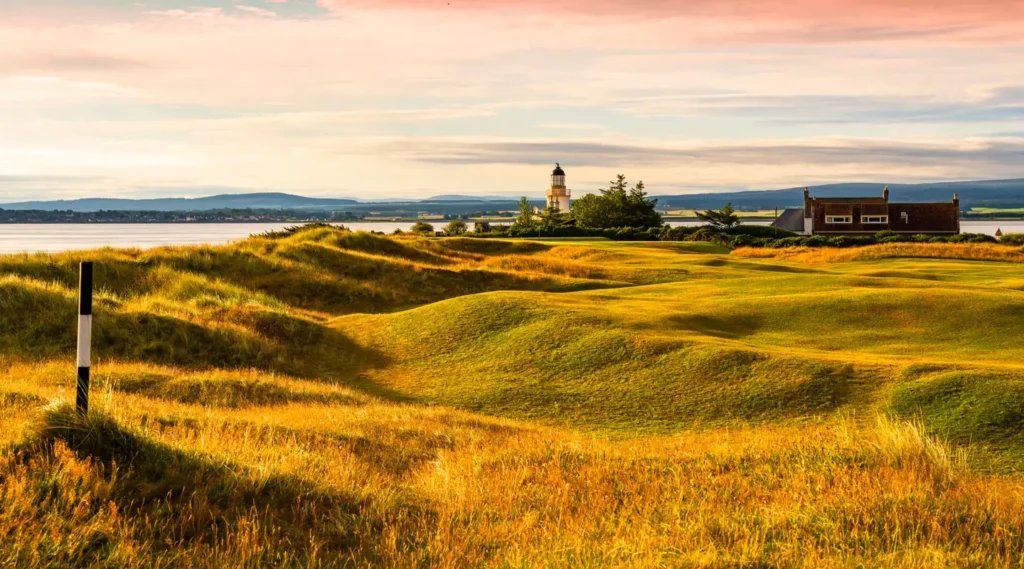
xmin=890 ymin=368 xmax=1024 ymax=466
xmin=348 ymin=291 xmax=862 ymax=431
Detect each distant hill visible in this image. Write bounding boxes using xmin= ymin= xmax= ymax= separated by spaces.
xmin=421 ymin=195 xmax=527 ymax=203
xmin=0 ymin=192 xmax=359 ymax=212
xmin=5 ymin=179 xmax=1024 ymax=213
xmin=654 ymin=179 xmax=1024 ymax=211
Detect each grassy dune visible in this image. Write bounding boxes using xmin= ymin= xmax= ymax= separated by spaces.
xmin=734 ymin=242 xmax=1024 ymax=264
xmin=3 ymin=226 xmax=1024 ymax=567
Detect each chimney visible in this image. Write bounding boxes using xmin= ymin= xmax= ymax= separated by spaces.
xmin=883 ymin=187 xmax=889 ymax=202
xmin=803 ymin=187 xmax=810 ymax=211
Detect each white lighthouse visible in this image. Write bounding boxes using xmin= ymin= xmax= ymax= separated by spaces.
xmin=546 ymin=163 xmax=571 ymax=212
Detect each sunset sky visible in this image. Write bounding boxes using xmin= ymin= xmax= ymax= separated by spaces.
xmin=1 ymin=0 xmax=1022 ymax=200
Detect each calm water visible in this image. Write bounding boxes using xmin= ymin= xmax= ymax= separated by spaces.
xmin=0 ymin=220 xmax=1015 ymax=254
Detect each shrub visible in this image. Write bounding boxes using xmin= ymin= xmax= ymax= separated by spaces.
xmin=687 ymin=227 xmax=723 ymax=243
xmin=826 ymin=236 xmax=854 ymax=248
xmin=661 ymin=226 xmax=702 ymax=242
xmin=769 ymin=237 xmax=806 ymax=249
xmin=730 ymin=235 xmax=755 ymax=248
xmin=411 ymin=221 xmax=435 ymax=235
xmin=999 ymin=233 xmax=1024 ymax=246
xmin=728 ymin=225 xmax=797 ymax=239
xmin=949 ymin=233 xmax=997 ymax=244
xmin=444 ymin=219 xmax=468 ymax=236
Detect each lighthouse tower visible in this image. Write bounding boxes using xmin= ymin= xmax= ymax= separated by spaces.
xmin=546 ymin=163 xmax=571 ymax=212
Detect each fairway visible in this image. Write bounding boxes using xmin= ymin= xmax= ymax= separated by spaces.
xmin=3 ymin=227 xmax=1024 ymax=567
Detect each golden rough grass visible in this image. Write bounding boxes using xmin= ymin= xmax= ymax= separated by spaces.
xmin=6 ymin=232 xmax=1024 ymax=567
xmin=4 ymin=384 xmax=1024 ymax=568
xmin=733 ymin=243 xmax=1024 ymax=264
xmin=476 ymin=254 xmax=604 ymax=280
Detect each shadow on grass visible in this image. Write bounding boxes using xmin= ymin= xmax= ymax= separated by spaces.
xmin=7 ymin=404 xmax=427 ymax=565
xmin=273 ymin=242 xmax=593 ymax=314
xmin=668 ymin=314 xmax=764 ymax=339
xmin=110 ymin=374 xmax=365 ymax=409
xmin=0 ymin=282 xmax=402 ymax=399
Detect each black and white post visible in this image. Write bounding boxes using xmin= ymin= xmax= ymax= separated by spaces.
xmin=76 ymin=262 xmax=93 ymax=414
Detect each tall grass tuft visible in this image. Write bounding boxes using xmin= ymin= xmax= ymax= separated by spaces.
xmin=866 ymin=415 xmax=969 ymax=488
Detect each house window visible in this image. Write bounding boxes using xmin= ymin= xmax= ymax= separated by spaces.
xmin=825 ymin=216 xmax=852 ymax=224
xmin=862 ymin=215 xmax=889 ymax=224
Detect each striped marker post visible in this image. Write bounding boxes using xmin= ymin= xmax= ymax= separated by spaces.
xmin=76 ymin=262 xmax=93 ymax=414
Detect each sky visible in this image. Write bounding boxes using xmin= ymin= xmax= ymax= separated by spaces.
xmin=0 ymin=0 xmax=1022 ymax=201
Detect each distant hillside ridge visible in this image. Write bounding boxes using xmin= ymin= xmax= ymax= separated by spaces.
xmin=0 ymin=192 xmax=359 ymax=212
xmin=655 ymin=179 xmax=1024 ymax=210
xmin=4 ymin=178 xmax=1024 ymax=213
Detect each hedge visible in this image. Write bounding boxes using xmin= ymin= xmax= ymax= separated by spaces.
xmin=464 ymin=224 xmax=1010 ymax=250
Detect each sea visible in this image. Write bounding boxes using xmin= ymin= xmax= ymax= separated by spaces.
xmin=0 ymin=220 xmax=1018 ymax=254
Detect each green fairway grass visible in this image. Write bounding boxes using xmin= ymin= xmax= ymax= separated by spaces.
xmin=3 ymin=226 xmax=1024 ymax=567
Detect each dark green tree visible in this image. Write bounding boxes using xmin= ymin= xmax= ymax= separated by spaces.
xmin=626 ymin=181 xmax=662 ymax=228
xmin=571 ymin=175 xmax=662 ymax=229
xmin=539 ymin=206 xmax=566 ymax=229
xmin=695 ymin=203 xmax=741 ymax=231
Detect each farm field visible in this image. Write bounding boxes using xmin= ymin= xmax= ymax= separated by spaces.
xmin=3 ymin=226 xmax=1024 ymax=567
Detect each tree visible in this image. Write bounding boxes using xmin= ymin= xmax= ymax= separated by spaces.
xmin=695 ymin=203 xmax=741 ymax=231
xmin=411 ymin=220 xmax=435 ymax=234
xmin=626 ymin=181 xmax=663 ymax=229
xmin=539 ymin=206 xmax=564 ymax=229
xmin=514 ymin=197 xmax=535 ymax=229
xmin=444 ymin=218 xmax=468 ymax=236
xmin=571 ymin=175 xmax=663 ymax=229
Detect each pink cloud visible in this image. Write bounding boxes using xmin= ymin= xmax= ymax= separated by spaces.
xmin=319 ymin=0 xmax=1024 ymax=42
xmin=321 ymin=0 xmax=1022 ymax=19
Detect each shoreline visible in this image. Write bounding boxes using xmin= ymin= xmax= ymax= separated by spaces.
xmin=2 ymin=216 xmax=1022 ymax=225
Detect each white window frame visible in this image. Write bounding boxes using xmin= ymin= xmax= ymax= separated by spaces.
xmin=825 ymin=216 xmax=852 ymax=224
xmin=862 ymin=215 xmax=889 ymax=224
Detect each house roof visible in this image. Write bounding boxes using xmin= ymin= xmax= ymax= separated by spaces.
xmin=772 ymin=208 xmax=805 ymax=232
xmin=823 ymin=204 xmax=854 ymax=215
xmin=811 ymin=197 xmax=887 ymax=204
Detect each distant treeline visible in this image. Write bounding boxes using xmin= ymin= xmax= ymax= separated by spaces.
xmin=0 ymin=208 xmax=363 ymax=224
